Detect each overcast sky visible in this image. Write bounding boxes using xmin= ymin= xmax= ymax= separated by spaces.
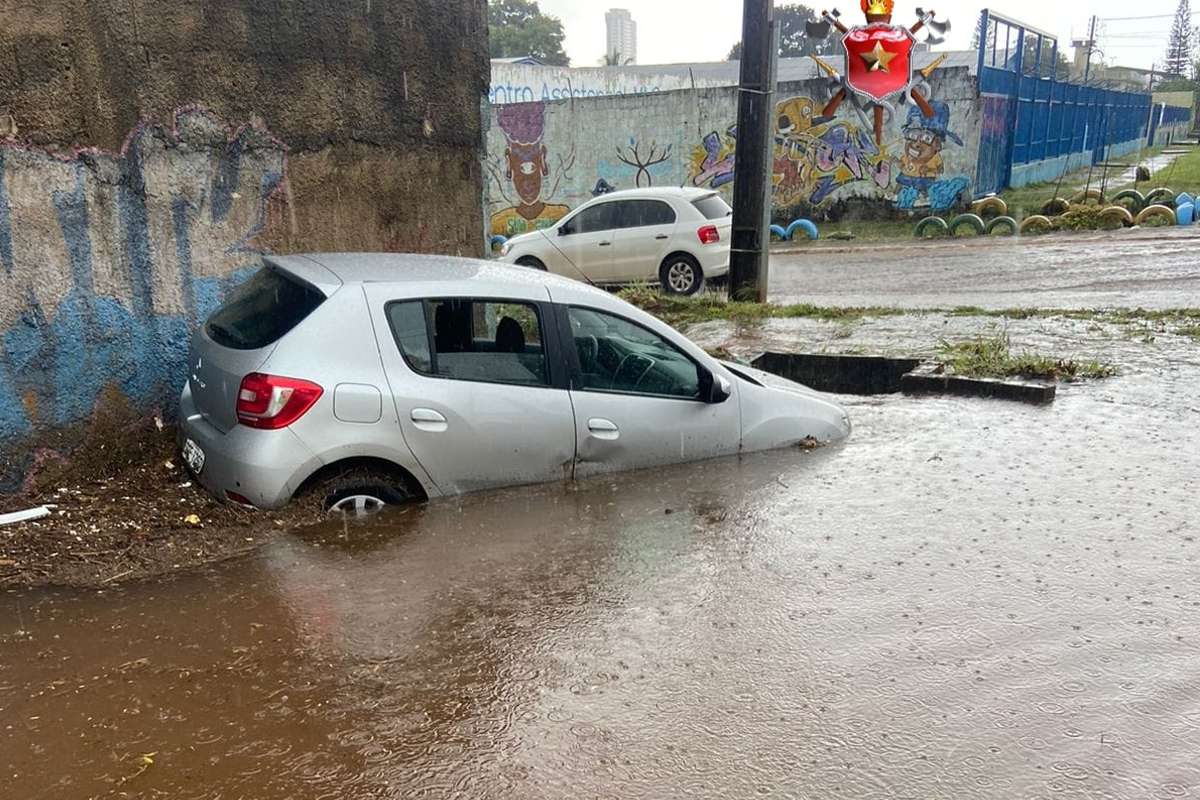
xmin=534 ymin=0 xmax=1190 ymax=71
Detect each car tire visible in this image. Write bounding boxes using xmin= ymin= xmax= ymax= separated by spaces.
xmin=660 ymin=254 xmax=703 ymax=296
xmin=515 ymin=256 xmax=547 ymax=271
xmin=308 ymin=468 xmax=416 ymax=518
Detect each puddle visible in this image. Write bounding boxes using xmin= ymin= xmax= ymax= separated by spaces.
xmin=2 ymin=363 xmax=1199 ymax=797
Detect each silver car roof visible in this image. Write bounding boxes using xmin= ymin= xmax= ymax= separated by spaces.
xmin=265 ymin=252 xmax=629 ymax=311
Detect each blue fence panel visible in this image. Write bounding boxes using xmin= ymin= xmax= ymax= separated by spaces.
xmin=975 ymin=9 xmax=1156 ymax=192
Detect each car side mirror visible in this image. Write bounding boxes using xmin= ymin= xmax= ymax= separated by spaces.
xmin=701 ymin=368 xmax=732 ymax=404
xmin=557 ymin=226 xmax=569 ymax=236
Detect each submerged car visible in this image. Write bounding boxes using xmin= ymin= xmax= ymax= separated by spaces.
xmin=178 ymin=254 xmax=850 ymax=514
xmin=497 ymin=187 xmax=732 ymax=295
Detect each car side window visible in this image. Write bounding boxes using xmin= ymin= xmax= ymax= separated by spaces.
xmin=560 ymin=203 xmax=615 ymax=236
xmin=617 ymin=199 xmax=676 ymax=229
xmin=387 ymin=299 xmax=549 ymax=387
xmin=567 ymin=307 xmax=701 ymax=400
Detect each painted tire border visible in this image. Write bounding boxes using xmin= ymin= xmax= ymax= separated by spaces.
xmin=1068 ymin=188 xmax=1103 ymax=205
xmin=1135 ymin=204 xmax=1176 ymax=226
xmin=1177 ymin=202 xmax=1195 ymax=226
xmin=1018 ymin=215 xmax=1054 ymax=234
xmin=1041 ymin=197 xmax=1071 ymax=216
xmin=985 ymin=216 xmax=1018 ymax=236
xmin=948 ymin=213 xmax=986 ymax=236
xmin=913 ymin=216 xmax=949 ymax=237
xmin=1097 ymin=205 xmax=1134 ymax=227
xmin=971 ymin=196 xmax=1009 ymax=219
xmin=1111 ymin=189 xmax=1146 ymax=212
xmin=785 ymin=219 xmax=820 ymax=241
xmin=1144 ymin=187 xmax=1175 ymax=207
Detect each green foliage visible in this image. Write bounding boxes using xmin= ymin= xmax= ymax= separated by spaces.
xmin=1165 ymin=0 xmax=1195 ymax=78
xmin=726 ymin=4 xmax=839 ymax=61
xmin=489 ymin=0 xmax=570 ymax=66
xmin=937 ymin=334 xmax=1117 ymax=381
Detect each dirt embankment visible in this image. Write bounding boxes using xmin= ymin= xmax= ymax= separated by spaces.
xmin=0 ymin=407 xmax=323 ymax=589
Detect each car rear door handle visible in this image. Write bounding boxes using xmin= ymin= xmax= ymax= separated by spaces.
xmin=598 ymin=241 xmax=612 ymax=247
xmin=411 ymin=408 xmax=448 ymax=432
xmin=655 ymin=234 xmax=669 ymax=240
xmin=587 ymin=418 xmax=620 ymax=441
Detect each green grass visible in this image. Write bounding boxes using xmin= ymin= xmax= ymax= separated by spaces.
xmin=618 ymin=286 xmax=1200 ymax=331
xmin=937 ymin=334 xmax=1117 ymax=381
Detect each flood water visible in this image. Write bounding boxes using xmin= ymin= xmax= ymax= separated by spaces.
xmin=3 ymin=362 xmax=1199 ymax=798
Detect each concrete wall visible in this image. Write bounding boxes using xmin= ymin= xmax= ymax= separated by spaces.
xmin=0 ymin=0 xmax=488 ymax=488
xmin=486 ymin=63 xmax=980 ymax=238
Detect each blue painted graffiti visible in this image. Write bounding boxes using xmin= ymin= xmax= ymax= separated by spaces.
xmin=0 ymin=108 xmax=288 ymax=454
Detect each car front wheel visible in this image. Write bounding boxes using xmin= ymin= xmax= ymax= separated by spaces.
xmin=515 ymin=256 xmax=547 ymax=271
xmin=660 ymin=254 xmax=703 ymax=295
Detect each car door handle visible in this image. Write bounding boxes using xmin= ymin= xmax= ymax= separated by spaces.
xmin=411 ymin=408 xmax=448 ymax=432
xmin=598 ymin=241 xmax=612 ymax=247
xmin=655 ymin=234 xmax=670 ymax=240
xmin=587 ymin=418 xmax=620 ymax=441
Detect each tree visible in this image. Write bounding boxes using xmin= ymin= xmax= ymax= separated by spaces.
xmin=726 ymin=4 xmax=839 ymax=61
xmin=489 ymin=0 xmax=570 ymax=66
xmin=1164 ymin=0 xmax=1194 ymax=78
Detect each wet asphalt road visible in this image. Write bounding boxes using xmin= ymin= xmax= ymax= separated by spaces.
xmin=769 ymin=227 xmax=1200 ymax=310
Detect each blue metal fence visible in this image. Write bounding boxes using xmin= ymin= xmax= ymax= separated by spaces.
xmin=974 ymin=9 xmax=1186 ymax=195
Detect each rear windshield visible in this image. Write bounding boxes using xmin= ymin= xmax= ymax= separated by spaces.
xmin=204 ymin=266 xmax=325 ymax=350
xmin=692 ymin=193 xmax=732 ymax=220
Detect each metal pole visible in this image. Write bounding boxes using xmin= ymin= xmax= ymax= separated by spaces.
xmin=1083 ymin=16 xmax=1097 ymax=82
xmin=728 ymin=0 xmax=776 ymax=302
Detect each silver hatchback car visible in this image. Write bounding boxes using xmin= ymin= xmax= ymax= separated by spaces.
xmin=179 ymin=254 xmax=850 ymax=513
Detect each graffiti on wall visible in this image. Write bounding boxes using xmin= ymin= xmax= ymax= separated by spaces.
xmin=895 ymin=101 xmax=971 ymax=211
xmin=487 ymin=102 xmax=574 ymax=238
xmin=607 ymin=139 xmax=673 ymax=188
xmin=686 ymin=94 xmax=969 ymax=211
xmin=0 ymin=107 xmax=288 ymax=464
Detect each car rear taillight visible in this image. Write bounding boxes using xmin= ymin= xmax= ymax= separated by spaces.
xmin=236 ymin=373 xmax=323 ymax=429
xmin=698 ymin=225 xmax=721 ymax=245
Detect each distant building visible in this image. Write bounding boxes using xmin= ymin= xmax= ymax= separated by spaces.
xmin=605 ymin=8 xmax=637 ymax=65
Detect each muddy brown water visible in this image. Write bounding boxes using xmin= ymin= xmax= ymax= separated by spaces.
xmin=3 ymin=368 xmax=1199 ymax=798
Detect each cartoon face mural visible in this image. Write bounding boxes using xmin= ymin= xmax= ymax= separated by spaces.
xmin=490 ymin=103 xmax=572 ymax=238
xmin=895 ymin=101 xmax=970 ymax=211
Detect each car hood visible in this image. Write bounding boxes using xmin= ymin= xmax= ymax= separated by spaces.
xmin=506 ymin=229 xmax=550 ymax=247
xmin=721 ymin=359 xmax=852 ymax=438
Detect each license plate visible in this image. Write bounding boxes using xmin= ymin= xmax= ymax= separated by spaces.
xmin=183 ymin=438 xmax=206 ymax=475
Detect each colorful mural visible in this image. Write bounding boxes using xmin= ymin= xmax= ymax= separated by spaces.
xmin=895 ymin=101 xmax=971 ymax=211
xmin=0 ymin=107 xmax=289 ymax=485
xmin=488 ymin=102 xmax=574 ymax=238
xmin=684 ymin=93 xmax=970 ymax=212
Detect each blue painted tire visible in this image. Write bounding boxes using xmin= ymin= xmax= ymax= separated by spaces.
xmin=490 ymin=234 xmax=508 ymax=250
xmin=769 ymin=224 xmax=788 ymax=242
xmin=1177 ymin=192 xmax=1194 ymax=208
xmin=785 ymin=219 xmax=819 ymax=241
xmin=1177 ymin=202 xmax=1194 ymax=226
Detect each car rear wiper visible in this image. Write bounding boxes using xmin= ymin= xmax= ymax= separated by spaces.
xmin=207 ymin=322 xmax=249 ymax=348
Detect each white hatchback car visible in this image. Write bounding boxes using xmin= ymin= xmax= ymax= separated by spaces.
xmin=498 ymin=187 xmax=732 ymax=295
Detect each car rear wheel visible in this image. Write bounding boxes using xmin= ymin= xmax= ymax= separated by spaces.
xmin=660 ymin=254 xmax=703 ymax=296
xmin=308 ymin=469 xmax=416 ymax=518
xmin=516 ymin=256 xmax=547 ymax=271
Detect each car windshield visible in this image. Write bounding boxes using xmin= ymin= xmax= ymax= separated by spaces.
xmin=204 ymin=267 xmax=326 ymax=351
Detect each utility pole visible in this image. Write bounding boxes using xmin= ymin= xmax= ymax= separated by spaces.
xmin=1083 ymin=15 xmax=1097 ymax=82
xmin=728 ymin=0 xmax=777 ymax=302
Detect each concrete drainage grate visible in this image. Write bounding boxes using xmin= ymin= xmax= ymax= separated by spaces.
xmin=750 ymin=352 xmax=1056 ymax=405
